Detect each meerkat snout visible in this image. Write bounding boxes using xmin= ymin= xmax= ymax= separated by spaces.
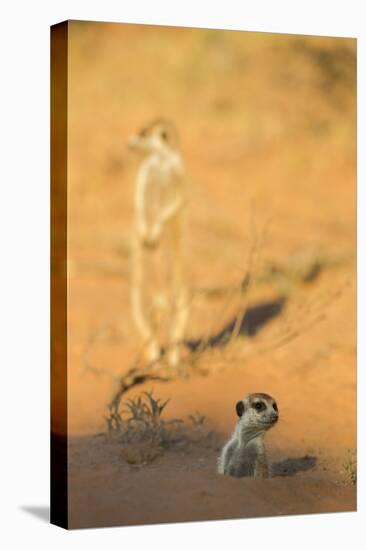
xmin=218 ymin=393 xmax=279 ymax=479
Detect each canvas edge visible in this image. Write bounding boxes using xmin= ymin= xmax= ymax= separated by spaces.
xmin=50 ymin=20 xmax=68 ymax=530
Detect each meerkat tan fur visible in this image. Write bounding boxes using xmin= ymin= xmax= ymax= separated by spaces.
xmin=128 ymin=119 xmax=188 ymax=367
xmin=218 ymin=393 xmax=279 ymax=479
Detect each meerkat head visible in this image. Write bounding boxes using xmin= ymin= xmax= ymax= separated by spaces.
xmin=128 ymin=118 xmax=179 ymax=155
xmin=236 ymin=393 xmax=279 ymax=434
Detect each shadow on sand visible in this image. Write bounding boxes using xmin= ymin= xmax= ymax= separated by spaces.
xmin=185 ymin=297 xmax=286 ymax=352
xmin=272 ymin=455 xmax=317 ymax=477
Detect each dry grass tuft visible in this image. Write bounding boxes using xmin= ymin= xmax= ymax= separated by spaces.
xmin=120 ymin=442 xmax=163 ymax=465
xmin=106 ymin=391 xmax=211 ymax=464
xmin=342 ymin=449 xmax=356 ymax=485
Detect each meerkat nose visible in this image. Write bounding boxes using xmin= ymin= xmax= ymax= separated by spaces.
xmin=270 ymin=412 xmax=279 ymax=423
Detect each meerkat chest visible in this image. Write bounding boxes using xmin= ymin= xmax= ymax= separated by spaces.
xmin=244 ymin=439 xmax=265 ymax=459
xmin=145 ymin=154 xmax=182 ymax=184
xmin=140 ymin=154 xmax=183 ymax=211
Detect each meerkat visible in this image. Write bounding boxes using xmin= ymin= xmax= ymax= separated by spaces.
xmin=128 ymin=119 xmax=188 ymax=366
xmin=218 ymin=393 xmax=279 ymax=479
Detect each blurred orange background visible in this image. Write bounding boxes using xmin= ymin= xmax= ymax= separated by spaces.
xmin=64 ymin=21 xmax=355 ymax=452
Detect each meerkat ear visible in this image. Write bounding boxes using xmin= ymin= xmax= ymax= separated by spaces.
xmin=236 ymin=401 xmax=245 ymax=417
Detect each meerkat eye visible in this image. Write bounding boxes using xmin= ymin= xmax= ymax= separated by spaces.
xmin=160 ymin=130 xmax=168 ymax=141
xmin=139 ymin=129 xmax=147 ymax=138
xmin=254 ymin=401 xmax=265 ymax=412
xmin=273 ymin=403 xmax=278 ymax=412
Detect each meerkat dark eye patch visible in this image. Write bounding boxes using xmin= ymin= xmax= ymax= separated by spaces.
xmin=236 ymin=401 xmax=245 ymax=417
xmin=161 ymin=130 xmax=168 ymax=141
xmin=253 ymin=401 xmax=265 ymax=412
xmin=139 ymin=129 xmax=147 ymax=137
xmin=273 ymin=403 xmax=278 ymax=412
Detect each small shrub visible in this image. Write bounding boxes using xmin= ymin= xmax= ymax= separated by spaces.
xmin=105 ymin=391 xmax=207 ymax=464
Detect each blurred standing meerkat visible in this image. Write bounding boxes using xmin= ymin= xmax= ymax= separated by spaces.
xmin=128 ymin=119 xmax=188 ymax=366
xmin=218 ymin=393 xmax=279 ymax=478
